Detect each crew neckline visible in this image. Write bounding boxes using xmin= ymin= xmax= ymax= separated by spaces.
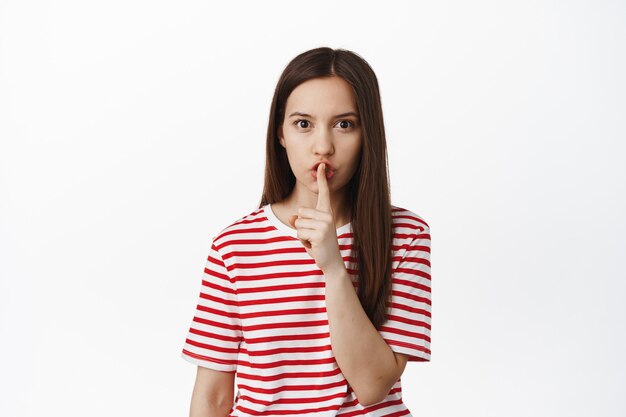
xmin=263 ymin=203 xmax=352 ymax=238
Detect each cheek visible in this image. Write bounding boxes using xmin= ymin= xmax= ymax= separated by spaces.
xmin=283 ymin=147 xmax=306 ymax=172
xmin=339 ymin=140 xmax=362 ymax=163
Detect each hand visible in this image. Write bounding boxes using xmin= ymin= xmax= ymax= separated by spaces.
xmin=288 ymin=162 xmax=346 ymax=275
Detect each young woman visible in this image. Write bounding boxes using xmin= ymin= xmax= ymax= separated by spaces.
xmin=181 ymin=46 xmax=432 ymax=417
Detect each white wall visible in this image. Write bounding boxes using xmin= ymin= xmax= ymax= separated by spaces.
xmin=1 ymin=1 xmax=624 ymax=416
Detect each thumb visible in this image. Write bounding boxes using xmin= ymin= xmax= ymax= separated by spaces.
xmin=289 ymin=214 xmax=298 ymax=228
xmin=289 ymin=214 xmax=312 ymax=249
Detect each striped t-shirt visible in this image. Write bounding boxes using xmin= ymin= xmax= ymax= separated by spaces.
xmin=181 ymin=203 xmax=432 ymax=416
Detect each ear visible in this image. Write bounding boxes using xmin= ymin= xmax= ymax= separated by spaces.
xmin=277 ymin=125 xmax=285 ymax=148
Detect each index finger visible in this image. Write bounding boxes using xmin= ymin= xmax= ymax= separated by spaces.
xmin=316 ymin=162 xmax=331 ymax=213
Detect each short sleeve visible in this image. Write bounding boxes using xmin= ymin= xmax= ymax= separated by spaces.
xmin=379 ymin=225 xmax=432 ymax=362
xmin=180 ymin=239 xmax=242 ymax=372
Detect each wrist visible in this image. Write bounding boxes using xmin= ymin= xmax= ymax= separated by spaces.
xmin=323 ymin=262 xmax=348 ymax=281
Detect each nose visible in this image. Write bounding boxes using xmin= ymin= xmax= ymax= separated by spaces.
xmin=312 ymin=126 xmax=334 ymax=156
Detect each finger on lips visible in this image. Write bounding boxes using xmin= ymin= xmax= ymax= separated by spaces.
xmin=290 ymin=162 xmax=332 ymax=239
xmin=316 ymin=163 xmax=331 ymax=212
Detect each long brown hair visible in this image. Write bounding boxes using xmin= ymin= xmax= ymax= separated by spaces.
xmin=258 ymin=46 xmax=393 ymax=329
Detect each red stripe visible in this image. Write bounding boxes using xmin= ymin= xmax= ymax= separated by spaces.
xmin=230 ymin=356 xmax=337 ymax=369
xmin=393 ymin=231 xmax=425 ymax=240
xmin=237 ymin=367 xmax=342 ymax=382
xmin=379 ymin=325 xmax=431 ymax=343
xmin=218 ymin=226 xmax=280 ymax=239
xmin=192 ymin=315 xmax=242 ymax=331
xmin=201 ymin=279 xmax=236 ymax=295
xmin=340 ymin=398 xmax=406 ymax=417
xmin=238 ymin=391 xmax=347 ymax=406
xmin=188 ymin=327 xmax=241 ymax=342
xmin=234 ymin=258 xmax=317 ymax=269
xmin=393 ymin=277 xmax=431 ymax=292
xmin=236 ymin=402 xmax=342 ymax=416
xmin=185 ymin=337 xmax=240 ymax=354
xmin=391 ymin=289 xmax=431 ymax=306
xmin=241 ymin=306 xmax=326 ymax=320
xmin=235 ymin=269 xmax=324 ymax=282
xmin=203 ymin=264 xmax=229 ymax=280
xmin=244 ymin=318 xmax=328 ymax=332
xmin=238 ymin=379 xmax=347 ymax=395
xmin=392 ymin=241 xmax=427 ymax=252
xmin=231 ymin=216 xmax=266 ymax=226
xmin=386 ymin=313 xmax=431 ymax=330
xmin=392 ymin=222 xmax=426 ymax=232
xmin=402 ymin=242 xmax=431 ymax=253
xmin=236 ymin=281 xmax=325 ymax=294
xmin=196 ymin=304 xmax=240 ymax=319
xmin=245 ymin=331 xmax=330 ymax=344
xmin=386 ymin=340 xmax=431 ymax=356
xmin=238 ymin=294 xmax=325 ymax=307
xmin=389 ymin=301 xmax=431 ymax=318
xmin=242 ymin=343 xmax=333 ymax=357
xmin=208 ymin=245 xmax=225 ymax=261
xmin=224 ymin=246 xmax=305 ymax=260
xmin=394 ymin=267 xmax=431 ymax=282
xmin=199 ymin=292 xmax=238 ymax=307
xmin=181 ymin=348 xmax=238 ymax=366
xmin=339 ymin=386 xmax=402 ymax=408
xmin=216 ymin=236 xmax=300 ymax=251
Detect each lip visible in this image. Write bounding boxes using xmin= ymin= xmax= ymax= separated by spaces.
xmin=311 ymin=160 xmax=335 ymax=181
xmin=311 ymin=160 xmax=334 ymax=171
xmin=312 ymin=169 xmax=334 ymax=180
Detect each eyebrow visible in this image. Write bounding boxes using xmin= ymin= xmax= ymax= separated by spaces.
xmin=288 ymin=111 xmax=359 ymax=119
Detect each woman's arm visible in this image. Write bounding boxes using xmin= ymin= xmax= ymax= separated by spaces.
xmin=189 ymin=366 xmax=236 ymax=417
xmin=324 ymin=265 xmax=408 ymax=407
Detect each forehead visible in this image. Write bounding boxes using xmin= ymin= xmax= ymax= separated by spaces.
xmin=285 ymin=76 xmax=357 ymax=115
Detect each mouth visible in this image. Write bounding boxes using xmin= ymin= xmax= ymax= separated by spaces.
xmin=311 ymin=161 xmax=334 ymax=171
xmin=311 ymin=167 xmax=335 ymax=180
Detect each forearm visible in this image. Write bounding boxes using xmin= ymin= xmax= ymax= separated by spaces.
xmin=324 ymin=265 xmax=398 ymax=406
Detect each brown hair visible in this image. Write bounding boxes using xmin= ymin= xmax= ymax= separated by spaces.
xmin=258 ymin=46 xmax=393 ymax=329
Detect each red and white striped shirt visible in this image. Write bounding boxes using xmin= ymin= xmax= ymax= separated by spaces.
xmin=181 ymin=203 xmax=432 ymax=416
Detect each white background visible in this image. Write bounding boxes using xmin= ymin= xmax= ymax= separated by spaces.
xmin=1 ymin=1 xmax=625 ymax=416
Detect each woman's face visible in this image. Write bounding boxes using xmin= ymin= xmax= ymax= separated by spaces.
xmin=278 ymin=76 xmax=363 ymax=197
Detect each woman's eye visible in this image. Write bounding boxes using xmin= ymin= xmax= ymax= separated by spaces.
xmin=294 ymin=119 xmax=310 ymax=129
xmin=337 ymin=120 xmax=355 ymax=129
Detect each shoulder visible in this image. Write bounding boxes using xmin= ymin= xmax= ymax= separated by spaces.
xmin=211 ymin=205 xmax=269 ymax=249
xmin=391 ymin=205 xmax=432 ymax=263
xmin=391 ymin=204 xmax=430 ymax=240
